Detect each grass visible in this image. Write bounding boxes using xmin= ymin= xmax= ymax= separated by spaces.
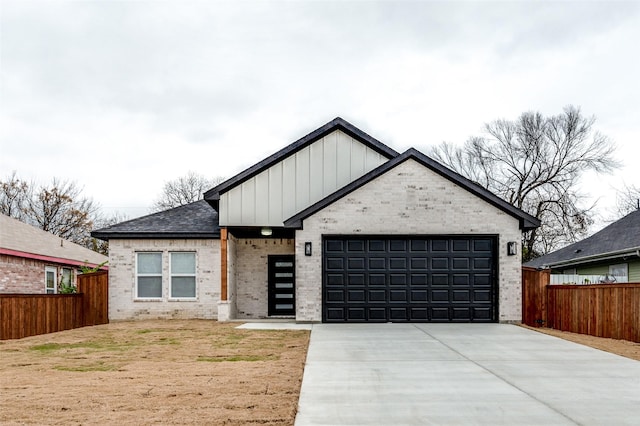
xmin=197 ymin=354 xmax=279 ymax=362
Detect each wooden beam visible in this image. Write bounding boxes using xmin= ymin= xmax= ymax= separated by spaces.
xmin=221 ymin=228 xmax=228 ymax=301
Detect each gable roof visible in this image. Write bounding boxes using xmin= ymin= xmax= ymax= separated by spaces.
xmin=91 ymin=200 xmax=220 ymax=240
xmin=284 ymin=148 xmax=540 ymax=231
xmin=0 ymin=214 xmax=108 ymax=267
xmin=525 ymin=209 xmax=640 ymax=269
xmin=204 ymin=117 xmax=399 ymax=205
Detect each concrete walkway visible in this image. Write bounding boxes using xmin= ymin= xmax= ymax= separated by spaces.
xmin=295 ymin=323 xmax=640 ymax=425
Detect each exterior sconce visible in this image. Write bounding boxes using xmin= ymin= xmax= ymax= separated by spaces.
xmin=304 ymin=242 xmax=312 ymax=256
xmin=260 ymin=227 xmax=273 ymax=236
xmin=507 ymin=241 xmax=517 ymax=256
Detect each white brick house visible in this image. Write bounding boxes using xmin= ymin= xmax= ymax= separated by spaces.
xmin=93 ymin=118 xmax=539 ymax=323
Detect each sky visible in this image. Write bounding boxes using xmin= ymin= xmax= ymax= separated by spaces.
xmin=1 ymin=0 xmax=639 ymax=229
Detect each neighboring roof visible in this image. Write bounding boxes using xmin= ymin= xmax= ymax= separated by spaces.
xmin=204 ymin=117 xmax=399 ymax=204
xmin=0 ymin=214 xmax=108 ymax=267
xmin=284 ymin=148 xmax=540 ymax=231
xmin=525 ymin=209 xmax=640 ymax=269
xmin=91 ymin=200 xmax=220 ymax=240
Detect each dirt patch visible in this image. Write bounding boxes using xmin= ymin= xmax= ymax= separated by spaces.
xmin=521 ymin=325 xmax=640 ymax=361
xmin=0 ymin=320 xmax=310 ymax=425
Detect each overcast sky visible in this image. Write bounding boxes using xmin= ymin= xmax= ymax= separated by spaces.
xmin=1 ymin=1 xmax=639 ymax=227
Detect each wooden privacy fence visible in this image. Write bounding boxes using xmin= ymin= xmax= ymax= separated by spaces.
xmin=522 ymin=267 xmax=640 ymax=342
xmin=0 ymin=271 xmax=108 ymax=340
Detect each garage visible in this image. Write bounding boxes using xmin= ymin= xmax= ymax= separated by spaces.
xmin=323 ymin=236 xmax=497 ymax=323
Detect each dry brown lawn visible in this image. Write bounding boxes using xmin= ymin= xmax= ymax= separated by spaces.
xmin=2 ymin=320 xmax=639 ymax=425
xmin=522 ymin=325 xmax=640 ymax=362
xmin=0 ymin=320 xmax=310 ymax=425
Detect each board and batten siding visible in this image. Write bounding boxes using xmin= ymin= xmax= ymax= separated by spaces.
xmin=219 ymin=130 xmax=388 ymax=226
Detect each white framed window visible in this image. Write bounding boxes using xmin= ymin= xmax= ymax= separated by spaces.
xmin=609 ymin=263 xmax=628 ymax=283
xmin=45 ymin=266 xmax=57 ymax=294
xmin=136 ymin=252 xmax=163 ymax=298
xmin=170 ymin=252 xmax=196 ymax=299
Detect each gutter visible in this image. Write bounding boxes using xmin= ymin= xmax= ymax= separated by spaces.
xmin=0 ymin=248 xmax=108 ymax=270
xmin=544 ymin=246 xmax=640 ymax=269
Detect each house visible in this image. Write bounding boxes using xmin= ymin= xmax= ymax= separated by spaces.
xmin=0 ymin=214 xmax=108 ymax=294
xmin=525 ymin=209 xmax=640 ymax=283
xmin=92 ymin=118 xmax=539 ymax=323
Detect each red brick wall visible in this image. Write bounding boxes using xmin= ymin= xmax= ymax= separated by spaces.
xmin=0 ymin=254 xmax=75 ymax=294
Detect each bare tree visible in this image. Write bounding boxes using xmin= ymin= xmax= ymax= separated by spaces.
xmin=430 ymin=105 xmax=619 ymax=261
xmin=0 ymin=174 xmax=107 ymax=252
xmin=0 ymin=171 xmax=31 ymax=221
xmin=151 ymin=171 xmax=225 ymax=212
xmin=24 ymin=178 xmax=101 ymax=248
xmin=89 ymin=211 xmax=130 ymax=255
xmin=615 ymin=184 xmax=640 ymax=217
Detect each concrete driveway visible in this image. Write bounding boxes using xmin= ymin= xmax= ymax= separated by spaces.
xmin=295 ymin=323 xmax=640 ymax=425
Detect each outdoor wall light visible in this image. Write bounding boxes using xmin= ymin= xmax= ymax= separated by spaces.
xmin=260 ymin=227 xmax=273 ymax=236
xmin=507 ymin=241 xmax=517 ymax=256
xmin=305 ymin=242 xmax=312 ymax=256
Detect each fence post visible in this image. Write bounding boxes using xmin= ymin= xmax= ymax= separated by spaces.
xmin=522 ymin=267 xmax=550 ymax=327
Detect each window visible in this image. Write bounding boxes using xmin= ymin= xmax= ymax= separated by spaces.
xmin=170 ymin=252 xmax=196 ymax=298
xmin=137 ymin=253 xmax=163 ymax=298
xmin=609 ymin=263 xmax=628 ymax=283
xmin=45 ymin=267 xmax=57 ymax=294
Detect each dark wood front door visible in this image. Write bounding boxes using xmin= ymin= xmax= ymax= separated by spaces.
xmin=268 ymin=255 xmax=295 ymax=316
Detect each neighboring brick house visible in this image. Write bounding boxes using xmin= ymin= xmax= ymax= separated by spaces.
xmin=92 ymin=118 xmax=539 ymax=323
xmin=0 ymin=214 xmax=108 ymax=294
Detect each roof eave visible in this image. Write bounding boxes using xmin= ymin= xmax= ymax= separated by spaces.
xmin=90 ymin=232 xmax=220 ymax=241
xmin=544 ymin=247 xmax=640 ymax=269
xmin=204 ymin=117 xmax=399 ymax=201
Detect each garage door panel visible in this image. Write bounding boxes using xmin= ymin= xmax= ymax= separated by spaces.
xmin=411 ymin=290 xmax=428 ymax=302
xmin=326 ymin=258 xmax=344 ymax=270
xmin=348 ymin=258 xmax=365 ymax=269
xmin=368 ymin=258 xmax=386 ymax=270
xmin=367 ymin=308 xmax=386 ymax=321
xmin=452 ymin=240 xmax=470 ymax=251
xmin=347 ymin=240 xmax=365 ymax=252
xmin=323 ymin=237 xmax=496 ymax=323
xmin=453 ymin=274 xmax=470 ymax=285
xmin=389 ymin=289 xmax=407 ymax=302
xmin=390 ymin=257 xmax=407 ymax=269
xmin=326 ymin=273 xmax=344 ymax=286
xmin=389 ymin=308 xmax=408 ymax=321
xmin=369 ymin=274 xmax=386 ymax=285
xmin=432 ymin=258 xmax=449 ymax=269
xmin=474 ymin=258 xmax=492 ymax=269
xmin=432 ymin=274 xmax=449 ymax=285
xmin=347 ymin=290 xmax=365 ymax=302
xmin=326 ymin=290 xmax=344 ymax=302
xmin=369 ymin=290 xmax=386 ymax=302
xmin=390 ymin=274 xmax=407 ymax=285
xmin=431 ymin=289 xmax=450 ymax=301
xmin=411 ymin=258 xmax=428 ymax=269
xmin=348 ymin=274 xmax=365 ymax=285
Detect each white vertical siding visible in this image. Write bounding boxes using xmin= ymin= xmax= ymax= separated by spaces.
xmin=219 ymin=129 xmax=388 ymax=226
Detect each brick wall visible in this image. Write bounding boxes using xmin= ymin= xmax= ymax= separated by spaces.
xmin=107 ymin=239 xmax=219 ymax=320
xmin=295 ymin=159 xmax=523 ymax=322
xmin=0 ymin=254 xmax=78 ymax=294
xmin=233 ymin=238 xmax=295 ymax=319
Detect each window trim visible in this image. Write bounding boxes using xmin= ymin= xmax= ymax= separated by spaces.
xmin=169 ymin=251 xmax=197 ymax=300
xmin=609 ymin=263 xmax=629 ymax=283
xmin=45 ymin=266 xmax=57 ymax=294
xmin=136 ymin=252 xmax=163 ymax=300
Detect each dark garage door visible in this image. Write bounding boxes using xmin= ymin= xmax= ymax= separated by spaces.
xmin=323 ymin=236 xmax=497 ymax=323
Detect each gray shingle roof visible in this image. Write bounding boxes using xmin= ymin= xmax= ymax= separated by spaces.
xmin=525 ymin=209 xmax=640 ymax=268
xmin=91 ymin=200 xmax=219 ymax=240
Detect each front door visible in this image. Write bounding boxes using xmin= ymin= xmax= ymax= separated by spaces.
xmin=268 ymin=255 xmax=295 ymax=316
